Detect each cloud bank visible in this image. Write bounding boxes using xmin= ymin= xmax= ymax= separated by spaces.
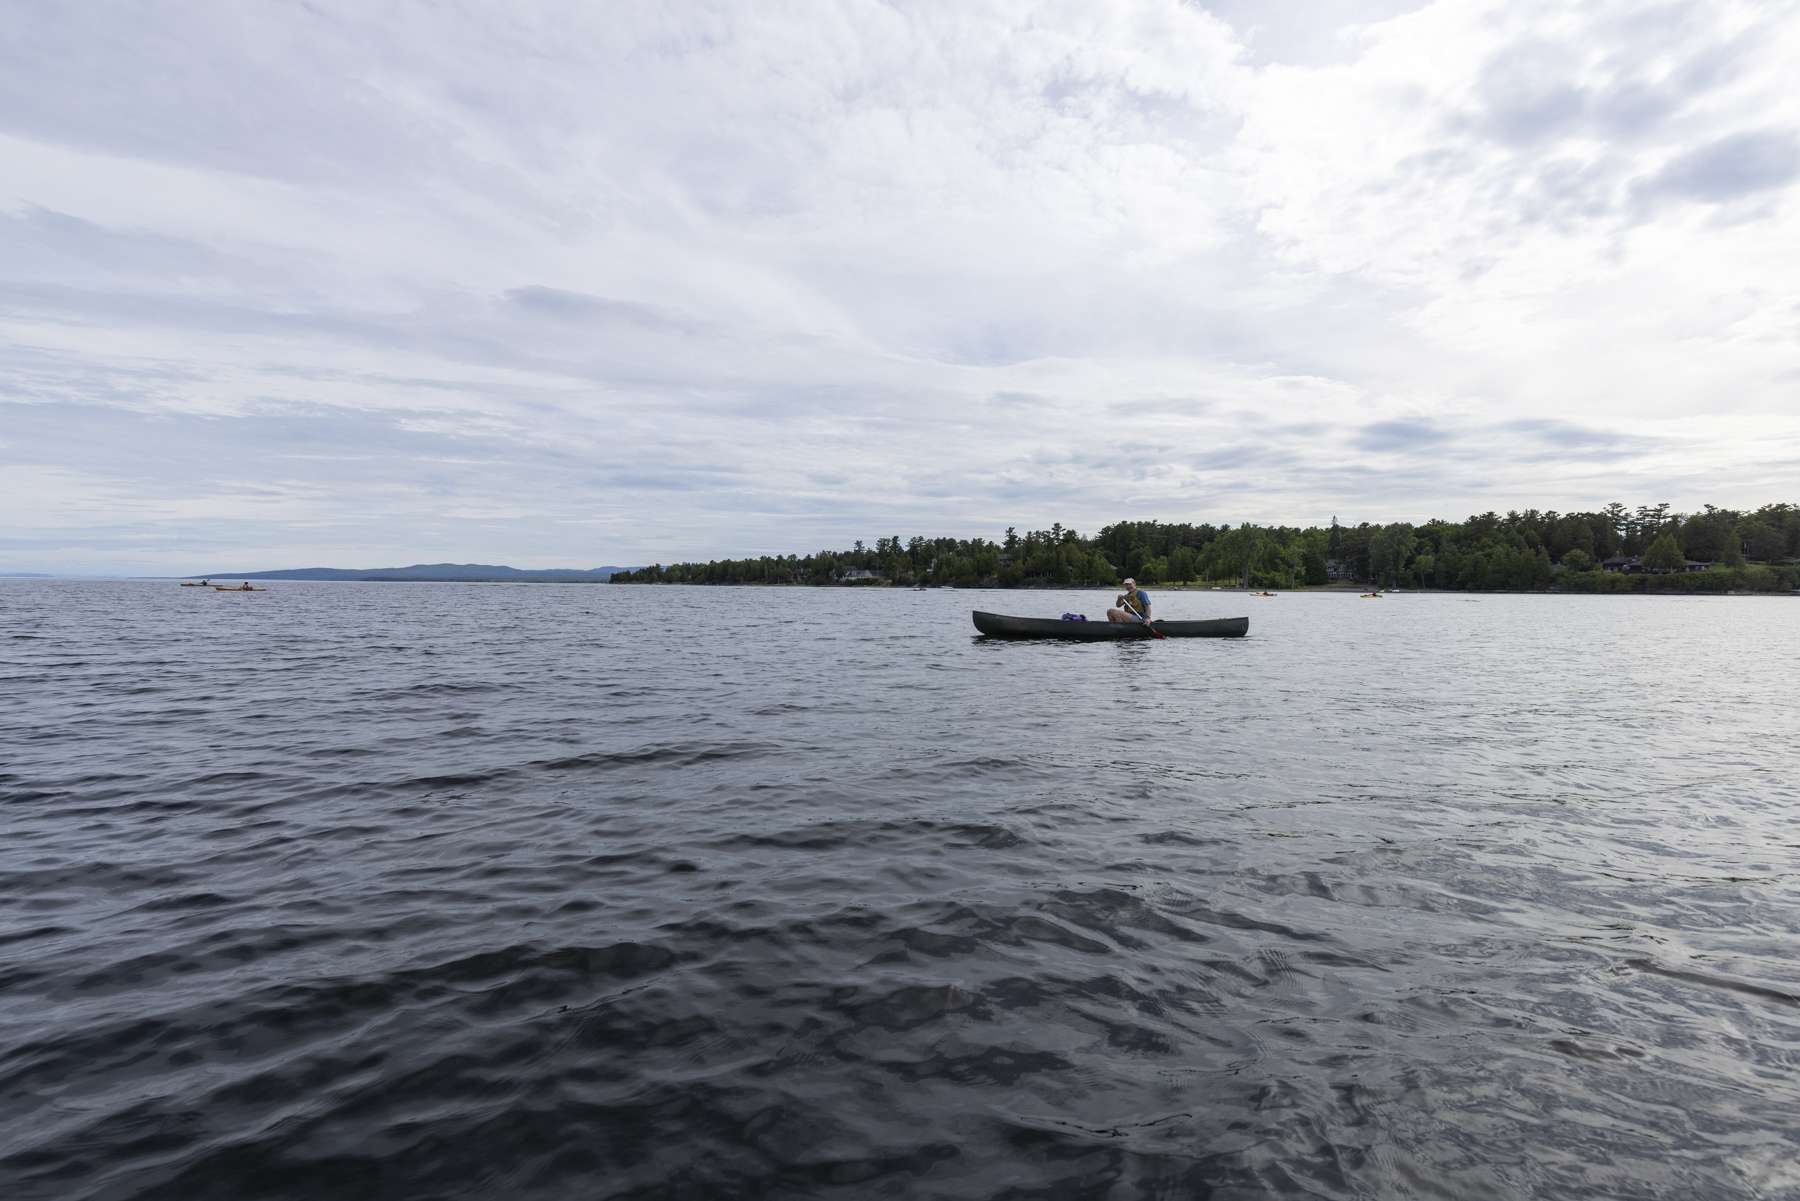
xmin=2 ymin=0 xmax=1797 ymax=572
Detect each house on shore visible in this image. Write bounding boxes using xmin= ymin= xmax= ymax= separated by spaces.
xmin=1600 ymin=555 xmax=1715 ymax=575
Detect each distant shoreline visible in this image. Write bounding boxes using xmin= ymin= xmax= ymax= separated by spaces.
xmin=168 ymin=576 xmax=623 ymax=584
xmin=3 ymin=572 xmax=1785 ymax=590
xmin=6 ymin=575 xmax=625 ymax=585
xmin=607 ymin=580 xmax=1798 ymax=596
xmin=167 ymin=563 xmax=633 ymax=583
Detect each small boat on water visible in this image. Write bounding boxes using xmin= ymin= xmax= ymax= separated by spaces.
xmin=1252 ymin=591 xmax=1276 ymax=598
xmin=179 ymin=582 xmax=210 ymax=587
xmin=214 ymin=585 xmax=268 ymax=592
xmin=1360 ymin=592 xmax=1382 ymax=599
xmin=973 ymin=611 xmax=1248 ymax=639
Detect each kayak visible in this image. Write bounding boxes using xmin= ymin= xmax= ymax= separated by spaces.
xmin=972 ymin=611 xmax=1248 ymax=639
xmin=214 ymin=586 xmax=268 ymax=592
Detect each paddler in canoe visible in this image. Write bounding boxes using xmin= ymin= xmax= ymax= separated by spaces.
xmin=1107 ymin=577 xmax=1152 ymax=624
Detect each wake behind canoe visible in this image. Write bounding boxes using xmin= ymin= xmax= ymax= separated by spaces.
xmin=972 ymin=611 xmax=1247 ymax=639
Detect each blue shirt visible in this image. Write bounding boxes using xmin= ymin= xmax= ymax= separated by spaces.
xmin=1123 ymin=588 xmax=1150 ymax=617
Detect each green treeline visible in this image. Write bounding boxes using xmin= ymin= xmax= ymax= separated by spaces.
xmin=610 ymin=502 xmax=1800 ymax=592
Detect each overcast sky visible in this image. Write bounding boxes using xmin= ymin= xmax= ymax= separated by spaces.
xmin=4 ymin=0 xmax=1798 ymax=573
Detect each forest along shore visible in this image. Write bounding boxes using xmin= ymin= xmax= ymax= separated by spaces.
xmin=610 ymin=503 xmax=1800 ymax=594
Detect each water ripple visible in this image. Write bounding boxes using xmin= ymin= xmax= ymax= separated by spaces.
xmin=1 ymin=581 xmax=1797 ymax=1200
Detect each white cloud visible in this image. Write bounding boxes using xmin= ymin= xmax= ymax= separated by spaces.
xmin=1 ymin=0 xmax=1797 ymax=573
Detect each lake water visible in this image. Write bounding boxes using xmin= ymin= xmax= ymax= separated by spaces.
xmin=3 ymin=581 xmax=1797 ymax=1200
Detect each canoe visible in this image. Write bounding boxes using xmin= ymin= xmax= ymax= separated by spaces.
xmin=972 ymin=611 xmax=1248 ymax=639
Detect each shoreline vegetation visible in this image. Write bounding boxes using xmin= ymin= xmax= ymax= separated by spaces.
xmin=610 ymin=502 xmax=1800 ymax=594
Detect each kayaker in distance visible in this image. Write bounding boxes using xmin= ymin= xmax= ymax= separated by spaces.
xmin=1107 ymin=577 xmax=1152 ymax=624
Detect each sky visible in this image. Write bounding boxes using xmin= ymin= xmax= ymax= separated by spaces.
xmin=3 ymin=0 xmax=1798 ymax=574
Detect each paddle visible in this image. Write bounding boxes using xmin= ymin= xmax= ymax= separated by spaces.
xmin=1122 ymin=593 xmax=1164 ymax=639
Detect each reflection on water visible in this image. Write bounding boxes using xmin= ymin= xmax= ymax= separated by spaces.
xmin=2 ymin=581 xmax=1797 ymax=1199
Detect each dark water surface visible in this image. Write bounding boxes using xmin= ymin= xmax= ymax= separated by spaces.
xmin=3 ymin=581 xmax=1798 ymax=1200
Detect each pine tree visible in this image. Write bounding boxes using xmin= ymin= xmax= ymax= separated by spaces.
xmin=1720 ymin=528 xmax=1744 ymax=567
xmin=1641 ymin=532 xmax=1685 ymax=572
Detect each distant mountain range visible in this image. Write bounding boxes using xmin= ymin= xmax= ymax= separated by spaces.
xmin=185 ymin=563 xmax=631 ymax=583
